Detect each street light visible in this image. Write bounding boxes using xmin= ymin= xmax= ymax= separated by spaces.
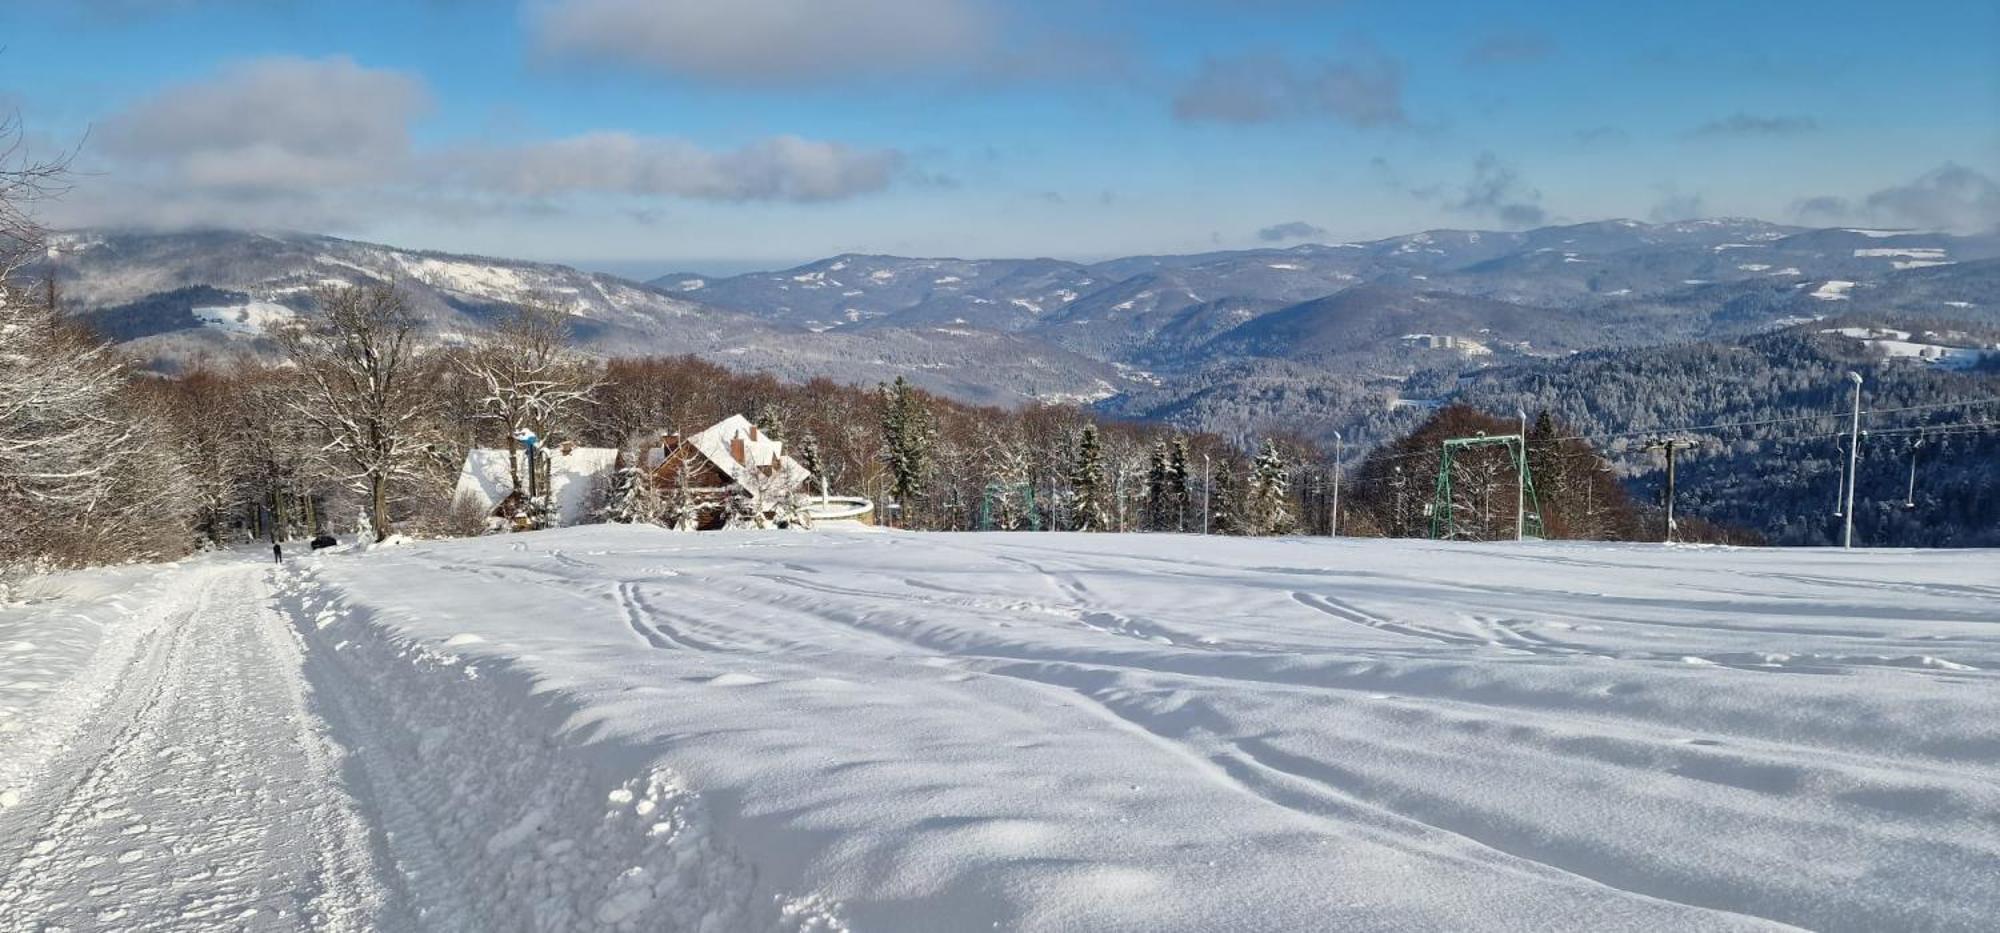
xmin=1843 ymin=372 xmax=1863 ymax=549
xmin=1331 ymin=431 xmax=1342 ymax=537
xmin=1515 ymin=409 xmax=1527 ymax=542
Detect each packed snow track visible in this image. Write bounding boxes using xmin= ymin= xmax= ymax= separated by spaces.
xmin=0 ymin=561 xmax=398 ymax=930
xmin=2 ymin=530 xmax=1998 ymax=931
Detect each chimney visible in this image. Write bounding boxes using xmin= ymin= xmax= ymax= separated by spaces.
xmin=748 ymin=424 xmax=760 ymax=442
xmin=729 ymin=434 xmax=747 ymax=464
xmin=560 ymin=440 xmax=575 ymax=455
xmin=661 ymin=432 xmax=681 ymax=453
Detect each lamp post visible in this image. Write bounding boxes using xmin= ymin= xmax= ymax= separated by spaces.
xmin=1844 ymin=372 xmax=1863 ymax=549
xmin=1515 ymin=410 xmax=1527 ymax=542
xmin=1331 ymin=431 xmax=1342 ymax=537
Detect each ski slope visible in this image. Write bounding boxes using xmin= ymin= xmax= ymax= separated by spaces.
xmin=2 ymin=530 xmax=1998 ymax=931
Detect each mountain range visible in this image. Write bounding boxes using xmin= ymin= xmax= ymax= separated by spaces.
xmin=40 ymin=219 xmax=2000 ymax=451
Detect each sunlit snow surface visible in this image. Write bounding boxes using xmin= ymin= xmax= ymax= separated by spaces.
xmin=4 ymin=532 xmax=1998 ymax=930
xmin=303 ymin=529 xmax=2000 ymax=931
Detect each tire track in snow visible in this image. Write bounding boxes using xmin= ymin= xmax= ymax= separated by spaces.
xmin=0 ymin=563 xmax=403 ymax=931
xmin=968 ymin=659 xmax=1805 ymax=931
xmin=1290 ymin=591 xmax=1488 ymax=647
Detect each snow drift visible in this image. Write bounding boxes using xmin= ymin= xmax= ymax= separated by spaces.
xmin=284 ymin=527 xmax=2000 ymax=931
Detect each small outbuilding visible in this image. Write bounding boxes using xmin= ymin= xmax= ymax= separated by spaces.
xmin=453 ymin=442 xmax=620 ymax=530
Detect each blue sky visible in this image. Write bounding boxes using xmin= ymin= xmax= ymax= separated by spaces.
xmin=3 ymin=0 xmax=1995 ymax=273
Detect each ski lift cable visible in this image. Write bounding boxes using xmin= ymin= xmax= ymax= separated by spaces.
xmin=1346 ymin=395 xmax=2000 ymax=469
xmin=1861 ymin=396 xmax=2000 ymax=418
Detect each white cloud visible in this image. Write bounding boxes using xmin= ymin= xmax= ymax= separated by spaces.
xmin=527 ymin=0 xmax=993 ymax=83
xmin=99 ymin=56 xmax=430 ymax=192
xmin=448 ymin=133 xmax=905 ymax=202
xmin=1792 ymin=164 xmax=2000 ymax=233
xmin=55 ymin=56 xmax=906 ymax=231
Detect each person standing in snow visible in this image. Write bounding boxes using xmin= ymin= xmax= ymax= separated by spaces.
xmin=273 ymin=542 xmax=283 ymax=564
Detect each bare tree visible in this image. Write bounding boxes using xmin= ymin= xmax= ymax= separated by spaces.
xmin=461 ymin=296 xmax=601 ymax=497
xmin=274 ymin=282 xmax=434 ymax=541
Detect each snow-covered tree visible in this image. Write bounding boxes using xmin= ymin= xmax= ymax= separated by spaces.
xmin=0 ymin=121 xmax=193 ymax=574
xmin=275 ymin=283 xmax=436 ymax=541
xmin=1210 ymin=462 xmax=1243 ymax=536
xmin=878 ymin=376 xmax=932 ymax=526
xmin=1144 ymin=441 xmax=1169 ymax=531
xmin=1248 ymin=439 xmax=1294 ymax=535
xmin=982 ymin=432 xmax=1034 ymax=530
xmin=1069 ymin=424 xmax=1110 ymax=531
xmin=1167 ymin=436 xmax=1192 ymax=533
xmin=461 ymin=297 xmax=601 ymax=514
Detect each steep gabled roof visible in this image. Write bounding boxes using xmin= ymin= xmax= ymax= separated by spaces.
xmin=645 ymin=414 xmax=813 ymax=499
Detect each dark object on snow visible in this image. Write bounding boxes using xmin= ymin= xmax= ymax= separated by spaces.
xmin=273 ymin=543 xmax=284 ymax=564
xmin=310 ymin=535 xmax=338 ymax=551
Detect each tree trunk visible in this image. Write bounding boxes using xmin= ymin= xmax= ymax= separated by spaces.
xmin=370 ymin=472 xmax=392 ymax=541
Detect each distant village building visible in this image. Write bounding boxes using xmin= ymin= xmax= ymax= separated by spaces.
xmin=642 ymin=414 xmax=816 ymax=530
xmin=454 ymin=442 xmax=620 ymax=530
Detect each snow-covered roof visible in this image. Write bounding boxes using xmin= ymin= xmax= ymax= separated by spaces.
xmin=646 ymin=414 xmax=812 ymax=502
xmin=453 ymin=445 xmax=619 ymax=527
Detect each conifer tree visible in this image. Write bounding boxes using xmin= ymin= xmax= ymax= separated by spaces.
xmin=1167 ymin=436 xmax=1192 ymax=532
xmin=1211 ymin=462 xmax=1242 ymax=536
xmin=878 ymin=376 xmax=932 ymax=526
xmin=1250 ymin=439 xmax=1294 ymax=535
xmin=1070 ymin=424 xmax=1110 ymax=531
xmin=1144 ymin=441 xmax=1169 ymax=531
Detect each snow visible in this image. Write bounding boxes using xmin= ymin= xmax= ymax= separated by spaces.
xmin=392 ymin=255 xmax=533 ymax=300
xmin=1810 ymin=280 xmax=1856 ymax=300
xmin=275 ymin=533 xmax=2000 ymax=927
xmin=1854 ymin=247 xmax=1947 ymax=260
xmin=192 ymin=300 xmax=296 ymax=335
xmin=453 ymin=446 xmax=620 ymax=527
xmin=643 ymin=414 xmax=813 ymax=501
xmin=1822 ymin=328 xmax=1995 ymax=369
xmin=8 ymin=533 xmax=2000 ymax=930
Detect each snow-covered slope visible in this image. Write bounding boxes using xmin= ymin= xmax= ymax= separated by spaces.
xmin=281 ymin=529 xmax=2000 ymax=931
xmin=44 ymin=230 xmax=1125 ymax=407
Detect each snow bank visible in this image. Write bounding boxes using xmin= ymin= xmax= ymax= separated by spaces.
xmin=274 ymin=563 xmax=844 ymax=932
xmin=291 ymin=528 xmax=2000 ymax=931
xmin=0 ymin=562 xmax=190 ymax=811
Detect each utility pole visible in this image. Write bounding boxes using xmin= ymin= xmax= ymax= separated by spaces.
xmin=1904 ymin=436 xmax=1924 ymax=509
xmin=1833 ymin=436 xmax=1845 ymax=517
xmin=1331 ymin=431 xmax=1342 ymax=537
xmin=1515 ymin=411 xmax=1527 ymax=542
xmin=1646 ymin=437 xmax=1693 ymax=543
xmin=1844 ymin=372 xmax=1863 ymax=549
xmin=1393 ymin=466 xmax=1405 ymax=535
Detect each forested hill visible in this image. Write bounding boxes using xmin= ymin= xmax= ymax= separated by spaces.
xmin=1453 ymin=326 xmax=2000 ymax=547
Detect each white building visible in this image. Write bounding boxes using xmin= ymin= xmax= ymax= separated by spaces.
xmin=453 ymin=442 xmax=621 ymax=529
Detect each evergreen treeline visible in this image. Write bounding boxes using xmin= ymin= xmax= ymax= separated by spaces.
xmin=1453 ymin=326 xmax=2000 ymax=547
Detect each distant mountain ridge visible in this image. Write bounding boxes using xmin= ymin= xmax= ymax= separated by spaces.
xmin=42 ymin=219 xmax=2000 ymax=434
xmin=35 ymin=218 xmax=1999 ymax=546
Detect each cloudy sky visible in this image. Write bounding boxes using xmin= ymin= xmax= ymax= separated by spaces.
xmin=3 ymin=0 xmax=1996 ymax=273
